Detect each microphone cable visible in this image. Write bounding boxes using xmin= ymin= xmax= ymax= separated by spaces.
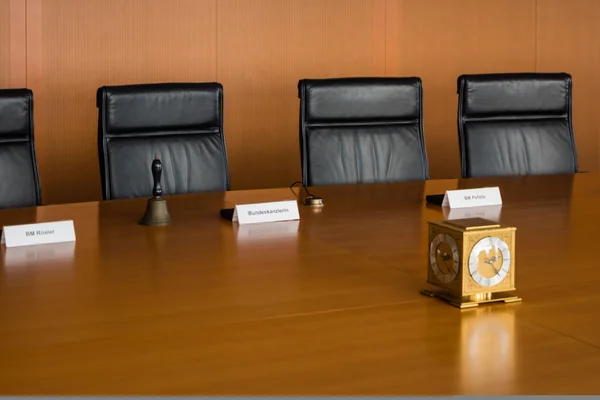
xmin=289 ymin=181 xmax=324 ymax=206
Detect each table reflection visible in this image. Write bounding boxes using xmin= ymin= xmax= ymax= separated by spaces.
xmin=235 ymin=220 xmax=300 ymax=245
xmin=443 ymin=205 xmax=502 ymax=222
xmin=459 ymin=307 xmax=516 ymax=394
xmin=2 ymin=242 xmax=76 ymax=269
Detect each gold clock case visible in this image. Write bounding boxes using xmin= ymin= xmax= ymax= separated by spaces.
xmin=421 ymin=217 xmax=522 ymax=309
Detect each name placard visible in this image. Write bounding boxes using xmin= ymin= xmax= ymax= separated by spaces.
xmin=1 ymin=220 xmax=76 ymax=248
xmin=233 ymin=200 xmax=300 ymax=225
xmin=441 ymin=187 xmax=502 ymax=209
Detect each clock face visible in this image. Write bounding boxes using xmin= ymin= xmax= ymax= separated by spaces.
xmin=468 ymin=236 xmax=511 ymax=287
xmin=429 ymin=233 xmax=460 ymax=283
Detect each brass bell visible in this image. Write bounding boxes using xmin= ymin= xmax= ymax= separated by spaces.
xmin=139 ymin=154 xmax=172 ymax=226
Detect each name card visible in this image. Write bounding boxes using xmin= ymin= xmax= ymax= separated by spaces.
xmin=441 ymin=187 xmax=502 ymax=209
xmin=233 ymin=200 xmax=300 ymax=225
xmin=1 ymin=220 xmax=76 ymax=248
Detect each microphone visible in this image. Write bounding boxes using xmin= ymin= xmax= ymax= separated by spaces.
xmin=289 ymin=181 xmax=324 ymax=207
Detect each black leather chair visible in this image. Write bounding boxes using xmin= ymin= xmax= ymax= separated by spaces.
xmin=298 ymin=77 xmax=429 ymax=186
xmin=0 ymin=89 xmax=42 ymax=209
xmin=97 ymin=83 xmax=230 ymax=200
xmin=457 ymin=73 xmax=578 ymax=178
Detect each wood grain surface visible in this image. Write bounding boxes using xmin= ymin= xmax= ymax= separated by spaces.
xmin=2 ymin=0 xmax=598 ymax=204
xmin=1 ymin=173 xmax=599 ymax=395
xmin=217 ymin=0 xmax=375 ymax=190
xmin=387 ymin=0 xmax=537 ymax=179
xmin=0 ymin=0 xmax=11 ymax=88
xmin=536 ymin=0 xmax=600 ymax=177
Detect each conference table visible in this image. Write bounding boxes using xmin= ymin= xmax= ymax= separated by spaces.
xmin=1 ymin=172 xmax=600 ymax=395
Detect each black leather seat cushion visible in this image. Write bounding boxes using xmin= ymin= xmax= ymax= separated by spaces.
xmin=298 ymin=77 xmax=429 ymax=186
xmin=0 ymin=89 xmax=41 ymax=209
xmin=97 ymin=83 xmax=230 ymax=200
xmin=457 ymin=73 xmax=578 ymax=178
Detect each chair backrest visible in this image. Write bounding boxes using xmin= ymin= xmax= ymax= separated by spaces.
xmin=298 ymin=77 xmax=429 ymax=186
xmin=457 ymin=73 xmax=578 ymax=178
xmin=97 ymin=82 xmax=230 ymax=200
xmin=0 ymin=89 xmax=41 ymax=209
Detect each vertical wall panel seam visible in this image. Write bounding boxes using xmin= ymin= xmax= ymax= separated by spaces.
xmin=25 ymin=0 xmax=27 ymax=85
xmin=534 ymin=0 xmax=538 ymax=71
xmin=215 ymin=0 xmax=218 ymax=81
xmin=384 ymin=0 xmax=387 ymax=75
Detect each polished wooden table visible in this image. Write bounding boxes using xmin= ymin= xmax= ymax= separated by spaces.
xmin=1 ymin=173 xmax=600 ymax=395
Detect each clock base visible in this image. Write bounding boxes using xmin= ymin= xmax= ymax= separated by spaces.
xmin=420 ymin=289 xmax=522 ymax=309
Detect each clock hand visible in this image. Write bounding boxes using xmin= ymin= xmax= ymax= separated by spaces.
xmin=485 ymin=254 xmax=501 ymax=263
xmin=437 ymin=250 xmax=453 ymax=273
xmin=442 ymin=255 xmax=454 ymax=271
xmin=484 ymin=257 xmax=500 ymax=274
xmin=438 ymin=249 xmax=452 ymax=262
xmin=488 ymin=259 xmax=500 ymax=274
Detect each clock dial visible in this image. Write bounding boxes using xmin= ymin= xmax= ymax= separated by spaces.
xmin=429 ymin=233 xmax=460 ymax=283
xmin=468 ymin=236 xmax=511 ymax=287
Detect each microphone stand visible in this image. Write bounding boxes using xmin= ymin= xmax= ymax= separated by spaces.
xmin=289 ymin=181 xmax=324 ymax=207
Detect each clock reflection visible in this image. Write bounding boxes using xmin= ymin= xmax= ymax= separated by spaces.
xmin=459 ymin=307 xmax=516 ymax=394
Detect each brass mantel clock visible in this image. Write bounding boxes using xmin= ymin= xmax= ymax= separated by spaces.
xmin=421 ymin=217 xmax=522 ymax=309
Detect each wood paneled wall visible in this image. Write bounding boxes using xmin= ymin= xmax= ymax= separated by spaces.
xmin=388 ymin=0 xmax=538 ymax=179
xmin=536 ymin=0 xmax=600 ymax=180
xmin=0 ymin=0 xmax=9 ymax=88
xmin=2 ymin=0 xmax=600 ymax=205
